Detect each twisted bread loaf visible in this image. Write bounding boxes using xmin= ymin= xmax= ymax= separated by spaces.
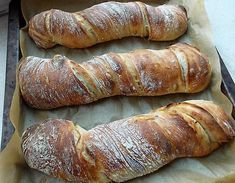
xmin=19 ymin=43 xmax=211 ymax=109
xmin=29 ymin=2 xmax=187 ymax=49
xmin=21 ymin=100 xmax=235 ymax=182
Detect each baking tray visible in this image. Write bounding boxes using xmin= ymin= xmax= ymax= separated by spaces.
xmin=1 ymin=0 xmax=235 ymax=150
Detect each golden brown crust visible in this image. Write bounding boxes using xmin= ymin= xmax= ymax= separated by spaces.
xmin=18 ymin=43 xmax=211 ymax=109
xmin=21 ymin=100 xmax=235 ymax=182
xmin=28 ymin=2 xmax=188 ymax=49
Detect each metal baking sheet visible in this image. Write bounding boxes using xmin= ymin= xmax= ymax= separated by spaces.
xmin=1 ymin=0 xmax=235 ymax=169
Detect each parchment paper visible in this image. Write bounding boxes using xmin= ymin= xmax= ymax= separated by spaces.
xmin=0 ymin=0 xmax=235 ymax=182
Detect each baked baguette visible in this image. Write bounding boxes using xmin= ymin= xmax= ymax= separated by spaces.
xmin=29 ymin=2 xmax=187 ymax=49
xmin=21 ymin=100 xmax=235 ymax=182
xmin=19 ymin=43 xmax=211 ymax=109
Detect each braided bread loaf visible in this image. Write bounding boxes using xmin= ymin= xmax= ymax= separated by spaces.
xmin=21 ymin=100 xmax=235 ymax=182
xmin=19 ymin=43 xmax=211 ymax=109
xmin=29 ymin=2 xmax=187 ymax=49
